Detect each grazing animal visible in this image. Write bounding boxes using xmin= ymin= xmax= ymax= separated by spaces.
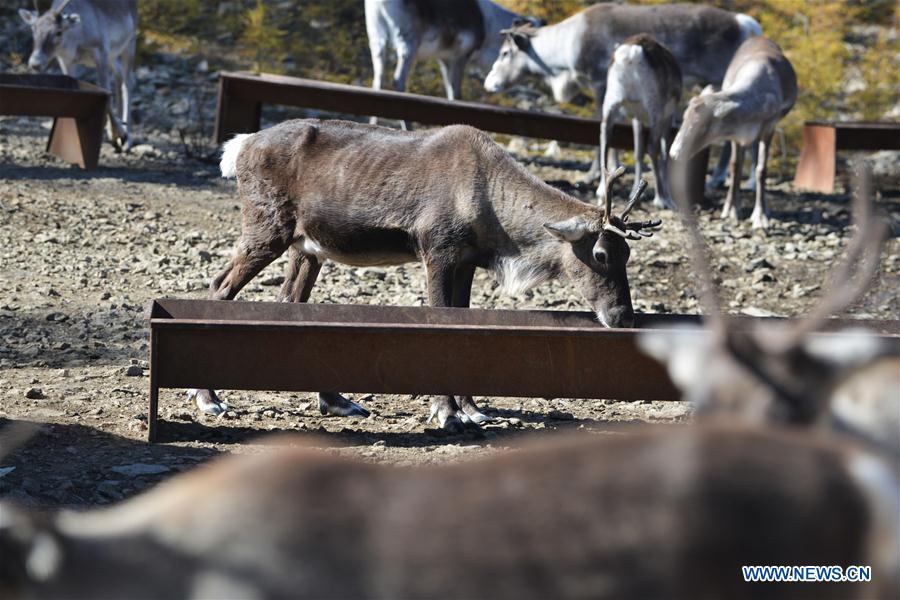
xmin=18 ymin=0 xmax=138 ymax=151
xmin=598 ymin=34 xmax=682 ymax=209
xmin=1 ymin=421 xmax=897 ymax=599
xmin=669 ymin=37 xmax=797 ymax=229
xmin=193 ymin=120 xmax=660 ymax=431
xmin=483 ymin=3 xmax=761 ymax=185
xmin=364 ymin=0 xmax=542 ymax=102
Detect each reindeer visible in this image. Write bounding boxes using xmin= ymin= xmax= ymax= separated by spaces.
xmin=365 ymin=0 xmax=543 ymax=103
xmin=640 ymin=157 xmax=897 ymax=446
xmin=2 ymin=415 xmax=897 ymax=598
xmin=669 ymin=37 xmax=797 ymax=229
xmin=191 ymin=120 xmax=660 ymax=431
xmin=19 ymin=0 xmax=138 ymax=151
xmin=598 ymin=34 xmax=682 ymax=210
xmin=482 ymin=3 xmax=761 ymax=190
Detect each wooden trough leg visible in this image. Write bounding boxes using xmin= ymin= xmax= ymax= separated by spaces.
xmin=214 ymin=77 xmax=262 ymax=144
xmin=148 ymin=330 xmax=159 ymax=443
xmin=793 ymin=124 xmax=837 ymax=194
xmin=46 ymin=98 xmax=106 ymax=170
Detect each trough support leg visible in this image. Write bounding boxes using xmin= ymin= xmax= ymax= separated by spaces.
xmin=46 ymin=100 xmax=105 ymax=170
xmin=148 ymin=330 xmax=159 ymax=443
xmin=214 ymin=77 xmax=262 ymax=144
xmin=793 ymin=124 xmax=837 ymax=194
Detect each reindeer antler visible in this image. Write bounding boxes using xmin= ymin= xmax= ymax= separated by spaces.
xmin=602 ymin=168 xmax=661 ymax=240
xmin=772 ymin=164 xmax=888 ymax=351
xmin=54 ymin=0 xmax=72 ymax=14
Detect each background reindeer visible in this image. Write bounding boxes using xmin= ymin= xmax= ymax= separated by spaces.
xmin=483 ymin=3 xmax=761 ymax=186
xmin=598 ymin=34 xmax=681 ymax=209
xmin=669 ymin=37 xmax=797 ymax=229
xmin=365 ymin=0 xmax=542 ymax=103
xmin=18 ymin=0 xmax=138 ymax=151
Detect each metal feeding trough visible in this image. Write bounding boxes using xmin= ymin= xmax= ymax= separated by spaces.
xmin=0 ymin=73 xmax=108 ymax=169
xmin=145 ymin=298 xmax=900 ymax=442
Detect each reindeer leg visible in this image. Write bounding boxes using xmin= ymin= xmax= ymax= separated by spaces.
xmin=707 ymin=142 xmax=731 ymax=190
xmin=190 ymin=221 xmax=292 ymax=416
xmin=368 ymin=40 xmax=386 ymax=125
xmin=750 ymin=134 xmax=772 ymax=230
xmin=392 ymin=41 xmax=416 ymax=131
xmin=449 ymin=264 xmax=491 ymax=424
xmin=93 ymin=48 xmax=126 ymax=152
xmin=721 ymin=141 xmax=743 ymax=221
xmin=285 ymin=250 xmax=370 ymax=419
xmin=631 ymin=118 xmax=645 ymax=198
xmin=649 ymin=129 xmax=674 ymax=210
xmin=423 ymin=254 xmax=465 ymax=433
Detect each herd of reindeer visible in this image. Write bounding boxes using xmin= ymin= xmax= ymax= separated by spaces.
xmin=3 ymin=1 xmax=899 ymax=598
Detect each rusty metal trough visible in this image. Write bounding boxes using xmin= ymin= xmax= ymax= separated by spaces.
xmin=0 ymin=73 xmax=108 ymax=170
xmin=146 ymin=298 xmax=900 ymax=442
xmin=213 ymin=71 xmax=710 ymax=199
xmin=793 ymin=120 xmax=900 ymax=194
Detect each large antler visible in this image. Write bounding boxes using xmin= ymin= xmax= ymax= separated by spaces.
xmin=771 ymin=164 xmax=889 ymax=351
xmin=602 ymin=167 xmax=661 ymax=240
xmin=53 ymin=0 xmax=72 ymax=14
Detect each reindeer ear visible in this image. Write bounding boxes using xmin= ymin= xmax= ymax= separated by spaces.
xmin=712 ymin=99 xmax=739 ymax=118
xmin=543 ymin=217 xmax=590 ymax=242
xmin=19 ymin=9 xmax=38 ymax=25
xmin=60 ymin=13 xmax=80 ymax=28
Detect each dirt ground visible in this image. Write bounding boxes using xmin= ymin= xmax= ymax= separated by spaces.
xmin=1 ymin=112 xmax=898 ymax=509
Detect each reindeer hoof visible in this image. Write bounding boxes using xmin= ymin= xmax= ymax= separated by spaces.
xmin=750 ymin=211 xmax=770 ymax=230
xmin=188 ymin=388 xmax=228 ymax=415
xmin=465 ymin=411 xmax=492 ymax=424
xmin=428 ymin=402 xmax=466 ymax=433
xmin=442 ymin=415 xmax=466 ymax=434
xmin=318 ymin=393 xmax=371 ymax=418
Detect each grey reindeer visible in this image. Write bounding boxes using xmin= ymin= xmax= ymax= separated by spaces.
xmin=19 ymin=0 xmax=138 ymax=151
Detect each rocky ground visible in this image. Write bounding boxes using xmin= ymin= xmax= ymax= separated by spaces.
xmin=1 ymin=17 xmax=898 ymax=507
xmin=1 ymin=109 xmax=897 ymax=509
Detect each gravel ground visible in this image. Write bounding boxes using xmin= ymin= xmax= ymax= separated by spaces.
xmin=1 ymin=99 xmax=898 ymax=508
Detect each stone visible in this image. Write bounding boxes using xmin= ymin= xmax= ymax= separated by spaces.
xmin=25 ymin=387 xmax=44 ymax=399
xmin=110 ymin=463 xmax=170 ymax=477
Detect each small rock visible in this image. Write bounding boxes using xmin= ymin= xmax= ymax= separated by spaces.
xmin=547 ymin=410 xmax=575 ymax=421
xmin=746 ymin=257 xmax=776 ymax=272
xmin=260 ymin=275 xmax=285 ymax=286
xmin=25 ymin=387 xmax=44 ymax=400
xmin=125 ymin=365 xmax=144 ymax=376
xmin=110 ymin=464 xmax=170 ymax=477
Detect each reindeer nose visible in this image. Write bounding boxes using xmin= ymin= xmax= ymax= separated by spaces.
xmin=606 ymin=306 xmax=635 ymax=329
xmin=28 ymin=56 xmax=43 ymax=71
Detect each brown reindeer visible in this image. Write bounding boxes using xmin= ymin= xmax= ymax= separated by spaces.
xmin=192 ymin=120 xmax=660 ymax=431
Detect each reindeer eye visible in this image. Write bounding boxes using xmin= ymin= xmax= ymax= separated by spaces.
xmin=54 ymin=30 xmax=62 ymax=37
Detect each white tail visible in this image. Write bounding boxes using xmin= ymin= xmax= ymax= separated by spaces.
xmin=220 ymin=133 xmax=253 ymax=179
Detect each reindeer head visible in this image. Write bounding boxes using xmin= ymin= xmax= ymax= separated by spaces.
xmin=544 ymin=168 xmax=661 ymax=328
xmin=19 ymin=0 xmax=80 ymax=72
xmin=669 ymin=92 xmax=737 ymax=162
xmin=483 ymin=20 xmax=541 ymax=94
xmin=639 ymin=165 xmax=897 ymax=450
